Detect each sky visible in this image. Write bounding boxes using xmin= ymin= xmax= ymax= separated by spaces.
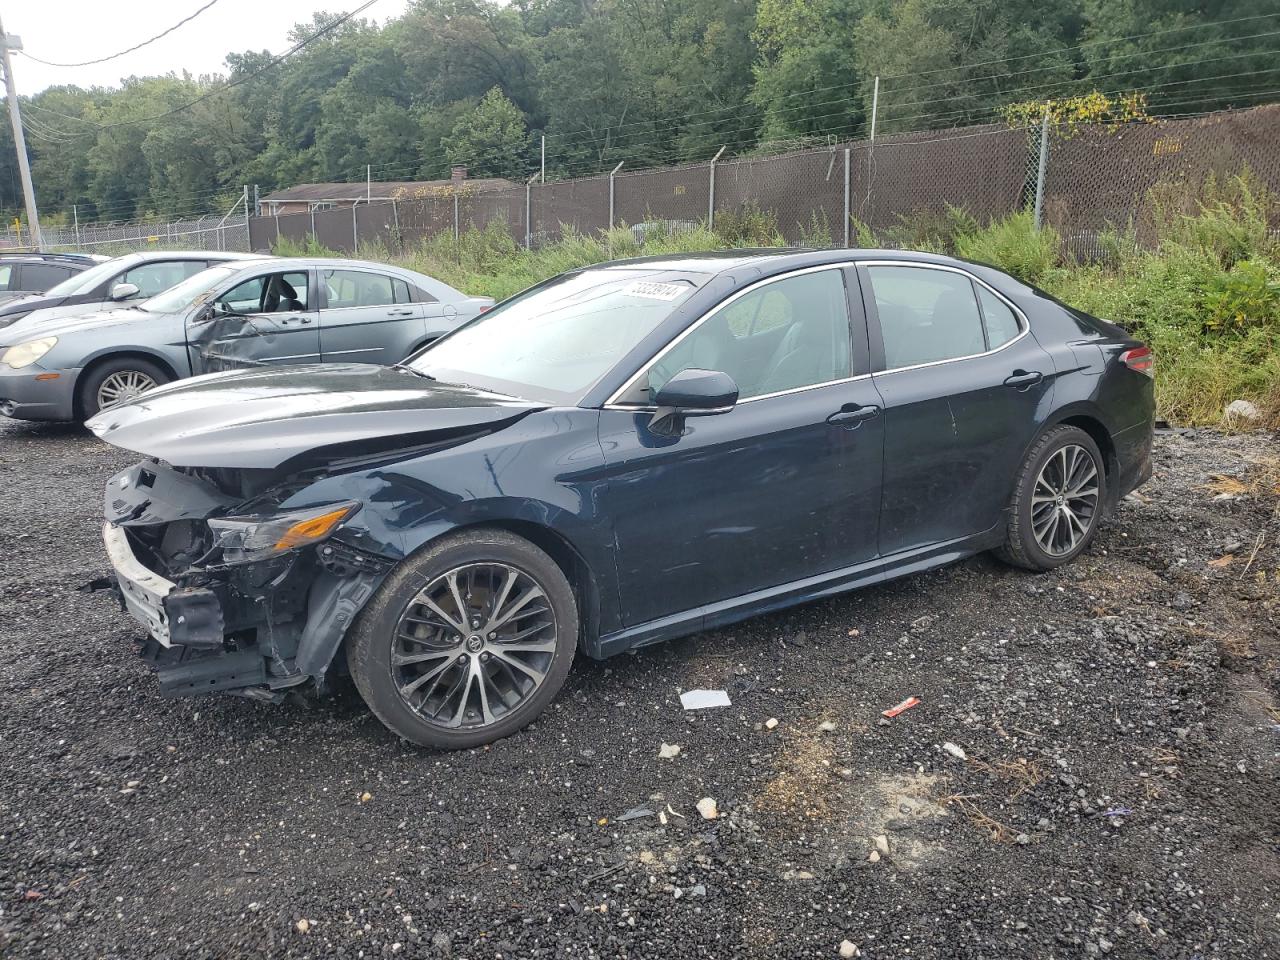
xmin=5 ymin=0 xmax=411 ymax=95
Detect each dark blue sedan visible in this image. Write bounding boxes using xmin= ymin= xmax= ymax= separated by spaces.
xmin=90 ymin=249 xmax=1154 ymax=748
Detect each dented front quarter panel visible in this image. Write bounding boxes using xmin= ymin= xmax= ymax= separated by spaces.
xmin=98 ymin=383 xmax=614 ymax=697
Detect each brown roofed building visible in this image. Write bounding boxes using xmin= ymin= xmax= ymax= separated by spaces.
xmin=261 ymin=167 xmax=515 ymax=216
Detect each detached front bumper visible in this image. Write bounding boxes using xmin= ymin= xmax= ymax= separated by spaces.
xmin=0 ymin=362 xmax=81 ymax=421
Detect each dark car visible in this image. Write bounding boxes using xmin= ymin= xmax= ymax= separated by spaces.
xmin=89 ymin=249 xmax=1155 ymax=749
xmin=0 ymin=250 xmax=258 ymax=330
xmin=0 ymin=252 xmax=107 ymax=306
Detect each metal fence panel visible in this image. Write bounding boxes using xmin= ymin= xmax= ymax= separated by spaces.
xmin=530 ymin=177 xmax=610 ymax=245
xmin=613 ymin=163 xmax=710 ymax=236
xmin=714 ymin=147 xmax=846 ymax=244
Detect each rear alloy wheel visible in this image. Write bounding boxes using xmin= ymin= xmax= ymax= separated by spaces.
xmin=347 ymin=529 xmax=577 ymax=749
xmin=79 ymin=356 xmax=170 ymax=420
xmin=997 ymin=425 xmax=1107 ymax=571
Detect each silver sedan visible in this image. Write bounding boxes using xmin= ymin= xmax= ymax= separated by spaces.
xmin=0 ymin=257 xmax=493 ymax=422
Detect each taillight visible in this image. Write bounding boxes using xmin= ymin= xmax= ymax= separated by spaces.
xmin=1120 ymin=345 xmax=1153 ymax=377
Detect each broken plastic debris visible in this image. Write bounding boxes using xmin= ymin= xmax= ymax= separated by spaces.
xmin=617 ymin=806 xmax=655 ymax=822
xmin=764 ymin=717 xmax=779 ymax=730
xmin=658 ymin=742 xmax=681 ymax=759
xmin=680 ymin=689 xmax=731 ymax=710
xmin=881 ymin=696 xmax=921 ymax=718
xmin=1102 ymin=807 xmax=1133 ymax=818
xmin=942 ymin=742 xmax=967 ymax=761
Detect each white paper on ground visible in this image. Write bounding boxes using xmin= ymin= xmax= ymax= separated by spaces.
xmin=680 ymin=689 xmax=732 ymax=710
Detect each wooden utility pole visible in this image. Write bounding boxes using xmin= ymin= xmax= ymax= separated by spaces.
xmin=0 ymin=15 xmax=42 ymax=249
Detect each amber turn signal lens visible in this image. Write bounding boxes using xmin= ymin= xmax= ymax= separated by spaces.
xmin=273 ymin=504 xmax=356 ymax=551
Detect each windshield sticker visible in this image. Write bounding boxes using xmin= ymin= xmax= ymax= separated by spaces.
xmin=623 ymin=281 xmax=688 ymax=301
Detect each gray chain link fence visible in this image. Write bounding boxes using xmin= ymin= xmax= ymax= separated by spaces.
xmin=40 ymin=104 xmax=1276 ymax=262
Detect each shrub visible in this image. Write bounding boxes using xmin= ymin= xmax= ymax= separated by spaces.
xmin=954 ymin=211 xmax=1060 ymax=283
xmin=1202 ymin=259 xmax=1280 ymax=334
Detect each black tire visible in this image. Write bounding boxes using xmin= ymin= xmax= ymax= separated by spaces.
xmin=346 ymin=528 xmax=578 ymax=749
xmin=78 ymin=356 xmax=171 ymax=421
xmin=996 ymin=425 xmax=1107 ymax=571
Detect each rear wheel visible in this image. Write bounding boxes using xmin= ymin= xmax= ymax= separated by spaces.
xmin=346 ymin=529 xmax=578 ymax=749
xmin=79 ymin=356 xmax=170 ymax=420
xmin=997 ymin=425 xmax=1106 ymax=571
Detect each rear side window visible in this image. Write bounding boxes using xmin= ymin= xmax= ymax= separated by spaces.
xmin=20 ymin=263 xmax=75 ymax=291
xmin=866 ymin=265 xmax=987 ymax=368
xmin=323 ymin=269 xmax=397 ymax=308
xmin=976 ymin=285 xmax=1021 ymax=348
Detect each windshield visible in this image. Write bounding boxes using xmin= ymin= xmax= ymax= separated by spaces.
xmin=139 ymin=265 xmax=240 ymax=314
xmin=408 ymin=269 xmax=702 ymax=402
xmin=42 ymin=258 xmax=125 ymax=298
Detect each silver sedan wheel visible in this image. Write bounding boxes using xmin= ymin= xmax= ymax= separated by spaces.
xmin=1031 ymin=443 xmax=1100 ymax=556
xmin=392 ymin=563 xmax=558 ymax=730
xmin=96 ymin=370 xmax=158 ymax=409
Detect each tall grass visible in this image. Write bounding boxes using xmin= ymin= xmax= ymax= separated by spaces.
xmin=273 ymin=179 xmax=1280 ymax=429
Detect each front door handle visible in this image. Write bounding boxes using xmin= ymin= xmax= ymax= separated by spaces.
xmin=827 ymin=403 xmax=881 ymax=427
xmin=1004 ymin=369 xmax=1043 ymax=390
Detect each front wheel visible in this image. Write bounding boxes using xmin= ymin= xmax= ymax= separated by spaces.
xmin=79 ymin=356 xmax=170 ymax=420
xmin=996 ymin=425 xmax=1107 ymax=571
xmin=346 ymin=529 xmax=578 ymax=749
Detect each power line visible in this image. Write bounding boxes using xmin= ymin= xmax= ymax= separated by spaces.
xmin=21 ymin=0 xmax=382 ymax=135
xmin=18 ymin=0 xmax=222 ymax=68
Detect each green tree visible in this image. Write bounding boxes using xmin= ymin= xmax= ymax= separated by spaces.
xmin=442 ymin=87 xmax=533 ymax=178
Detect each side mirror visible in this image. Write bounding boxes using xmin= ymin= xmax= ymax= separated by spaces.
xmin=649 ymin=368 xmax=738 ymax=434
xmin=110 ymin=282 xmax=140 ymax=301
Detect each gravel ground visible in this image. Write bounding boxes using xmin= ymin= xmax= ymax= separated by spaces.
xmin=1 ymin=419 xmax=1277 ymax=960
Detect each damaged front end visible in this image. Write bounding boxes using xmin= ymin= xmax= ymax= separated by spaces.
xmin=102 ymin=459 xmax=391 ymax=701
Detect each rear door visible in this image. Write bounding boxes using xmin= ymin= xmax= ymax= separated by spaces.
xmin=858 ymin=261 xmax=1054 ymax=555
xmin=318 ymin=267 xmax=426 ymax=365
xmin=187 ymin=268 xmax=321 ymax=374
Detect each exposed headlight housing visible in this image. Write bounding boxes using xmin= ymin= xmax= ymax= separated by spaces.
xmin=208 ymin=501 xmax=360 ymax=564
xmin=1 ymin=337 xmax=57 ymax=369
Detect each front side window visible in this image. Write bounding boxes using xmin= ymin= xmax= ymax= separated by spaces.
xmin=216 ymin=271 xmax=310 ymax=314
xmin=410 ymin=268 xmax=704 ymax=403
xmin=0 ymin=265 xmax=12 ymax=290
xmin=121 ymin=260 xmax=207 ymax=299
xmin=323 ymin=269 xmax=397 ymax=309
xmin=866 ymin=265 xmax=987 ymax=368
xmin=644 ymin=269 xmax=852 ymax=401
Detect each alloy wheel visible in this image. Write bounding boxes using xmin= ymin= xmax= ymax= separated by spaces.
xmin=1030 ymin=443 xmax=1100 ymax=557
xmin=97 ymin=370 xmax=158 ymax=409
xmin=391 ymin=563 xmax=558 ymax=730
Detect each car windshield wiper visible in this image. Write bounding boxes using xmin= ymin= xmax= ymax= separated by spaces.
xmin=393 ymin=364 xmax=435 ymax=380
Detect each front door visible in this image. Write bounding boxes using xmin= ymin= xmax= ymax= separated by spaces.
xmin=858 ymin=262 xmax=1055 ymax=555
xmin=599 ymin=266 xmax=884 ymax=628
xmin=187 ymin=269 xmax=320 ymax=374
xmin=318 ymin=267 xmax=426 ymax=366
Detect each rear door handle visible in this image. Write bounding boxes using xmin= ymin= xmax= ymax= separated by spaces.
xmin=387 ymin=307 xmax=415 ymax=317
xmin=1004 ymin=369 xmax=1043 ymax=390
xmin=827 ymin=403 xmax=881 ymax=427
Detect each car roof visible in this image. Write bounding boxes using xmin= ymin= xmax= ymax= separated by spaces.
xmin=583 ymin=247 xmax=1006 ymax=280
xmin=0 ymin=251 xmax=105 ymax=265
xmin=107 ymin=250 xmax=261 ymax=264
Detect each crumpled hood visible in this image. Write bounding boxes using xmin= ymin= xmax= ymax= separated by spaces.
xmin=86 ymin=363 xmax=546 ymax=469
xmin=0 ymin=305 xmax=144 ymax=344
